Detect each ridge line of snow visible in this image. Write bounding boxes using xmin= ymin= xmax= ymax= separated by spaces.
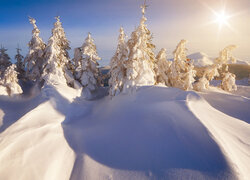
xmin=186 ymin=93 xmax=250 ymax=180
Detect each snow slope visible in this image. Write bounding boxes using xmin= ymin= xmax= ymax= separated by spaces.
xmin=0 ymin=84 xmax=249 ymax=180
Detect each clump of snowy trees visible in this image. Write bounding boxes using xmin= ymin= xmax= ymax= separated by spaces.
xmin=109 ymin=3 xmax=196 ymax=96
xmin=194 ymin=45 xmax=238 ymax=92
xmin=0 ymin=2 xmax=241 ymax=98
xmin=0 ymin=64 xmax=23 ymax=96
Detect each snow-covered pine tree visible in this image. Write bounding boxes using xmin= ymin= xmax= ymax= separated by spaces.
xmin=194 ymin=64 xmax=220 ymax=91
xmin=109 ymin=27 xmax=128 ymax=96
xmin=123 ymin=1 xmax=156 ymax=93
xmin=73 ymin=33 xmax=101 ymax=98
xmin=42 ymin=16 xmax=77 ymax=87
xmin=221 ymin=71 xmax=237 ymax=91
xmin=169 ymin=40 xmax=196 ymax=90
xmin=0 ymin=46 xmax=12 ymax=77
xmin=215 ymin=45 xmax=237 ymax=66
xmin=216 ymin=45 xmax=237 ymax=91
xmin=24 ymin=17 xmax=46 ymax=81
xmin=0 ymin=64 xmax=23 ymax=96
xmin=155 ymin=48 xmax=171 ymax=86
xmin=15 ymin=46 xmax=25 ymax=79
xmin=193 ymin=76 xmax=209 ymax=91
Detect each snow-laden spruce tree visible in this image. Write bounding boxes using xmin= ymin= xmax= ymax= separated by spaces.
xmin=155 ymin=48 xmax=171 ymax=86
xmin=215 ymin=45 xmax=237 ymax=65
xmin=109 ymin=27 xmax=128 ymax=96
xmin=194 ymin=64 xmax=220 ymax=91
xmin=0 ymin=64 xmax=23 ymax=96
xmin=221 ymin=68 xmax=237 ymax=91
xmin=169 ymin=40 xmax=196 ymax=90
xmin=42 ymin=16 xmax=77 ymax=87
xmin=193 ymin=76 xmax=210 ymax=91
xmin=24 ymin=17 xmax=46 ymax=81
xmin=216 ymin=45 xmax=238 ymax=91
xmin=74 ymin=33 xmax=101 ymax=98
xmin=123 ymin=2 xmax=156 ymax=93
xmin=15 ymin=47 xmax=25 ymax=79
xmin=0 ymin=46 xmax=12 ymax=77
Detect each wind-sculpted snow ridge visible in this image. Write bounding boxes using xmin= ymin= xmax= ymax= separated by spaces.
xmin=0 ymin=85 xmax=249 ymax=180
xmin=187 ymin=92 xmax=250 ymax=180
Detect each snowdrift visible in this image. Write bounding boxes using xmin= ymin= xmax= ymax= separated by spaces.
xmin=0 ymin=84 xmax=249 ymax=180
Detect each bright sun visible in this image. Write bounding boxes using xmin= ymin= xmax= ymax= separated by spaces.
xmin=203 ymin=3 xmax=237 ymax=34
xmin=214 ymin=10 xmax=230 ymax=29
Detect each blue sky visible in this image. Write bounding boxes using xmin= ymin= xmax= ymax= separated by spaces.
xmin=1 ymin=0 xmax=250 ymax=65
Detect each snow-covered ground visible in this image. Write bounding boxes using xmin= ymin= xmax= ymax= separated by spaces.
xmin=0 ymin=82 xmax=249 ymax=180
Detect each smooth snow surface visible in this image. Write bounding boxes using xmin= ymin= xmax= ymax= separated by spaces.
xmin=0 ymin=83 xmax=249 ymax=180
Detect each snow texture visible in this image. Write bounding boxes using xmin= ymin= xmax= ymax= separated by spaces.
xmin=0 ymin=83 xmax=249 ymax=180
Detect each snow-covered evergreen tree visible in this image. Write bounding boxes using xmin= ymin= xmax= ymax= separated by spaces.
xmin=169 ymin=40 xmax=196 ymax=90
xmin=15 ymin=47 xmax=25 ymax=79
xmin=193 ymin=76 xmax=209 ymax=91
xmin=123 ymin=2 xmax=156 ymax=93
xmin=109 ymin=27 xmax=128 ymax=96
xmin=215 ymin=45 xmax=237 ymax=91
xmin=74 ymin=33 xmax=101 ymax=98
xmin=215 ymin=45 xmax=237 ymax=65
xmin=24 ymin=17 xmax=46 ymax=81
xmin=194 ymin=64 xmax=220 ymax=91
xmin=42 ymin=16 xmax=77 ymax=87
xmin=0 ymin=46 xmax=12 ymax=77
xmin=0 ymin=64 xmax=23 ymax=96
xmin=155 ymin=48 xmax=171 ymax=86
xmin=203 ymin=64 xmax=220 ymax=81
xmin=221 ymin=71 xmax=237 ymax=91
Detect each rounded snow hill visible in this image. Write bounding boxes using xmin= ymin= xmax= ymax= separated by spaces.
xmin=187 ymin=52 xmax=214 ymax=67
xmin=0 ymin=84 xmax=249 ymax=180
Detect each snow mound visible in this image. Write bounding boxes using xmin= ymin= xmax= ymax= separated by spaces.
xmin=0 ymin=85 xmax=250 ymax=180
xmin=187 ymin=52 xmax=214 ymax=67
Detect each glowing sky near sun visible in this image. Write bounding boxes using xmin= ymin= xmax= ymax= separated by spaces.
xmin=0 ymin=0 xmax=249 ymax=65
